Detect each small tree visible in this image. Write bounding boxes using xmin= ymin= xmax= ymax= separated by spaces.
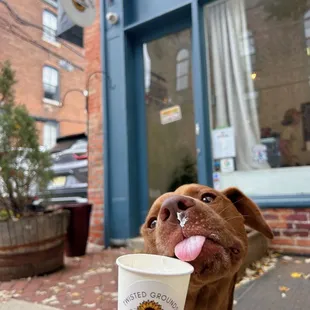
xmin=0 ymin=61 xmax=53 ymax=217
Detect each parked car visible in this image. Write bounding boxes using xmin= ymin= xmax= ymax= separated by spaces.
xmin=35 ymin=133 xmax=88 ymax=206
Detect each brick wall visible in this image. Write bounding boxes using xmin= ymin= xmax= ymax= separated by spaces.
xmin=262 ymin=209 xmax=310 ymax=255
xmin=85 ymin=0 xmax=104 ymax=245
xmin=0 ymin=0 xmax=87 ymax=143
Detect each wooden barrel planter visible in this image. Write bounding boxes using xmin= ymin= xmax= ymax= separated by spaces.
xmin=0 ymin=209 xmax=70 ymax=281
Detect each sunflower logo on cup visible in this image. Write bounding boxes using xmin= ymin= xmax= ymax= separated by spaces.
xmin=72 ymin=0 xmax=86 ymax=12
xmin=137 ymin=300 xmax=163 ymax=310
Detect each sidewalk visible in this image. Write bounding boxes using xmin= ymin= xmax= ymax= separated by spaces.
xmin=0 ymin=248 xmax=309 ymax=310
xmin=235 ymin=256 xmax=310 ymax=309
xmin=0 ymin=247 xmax=130 ymax=310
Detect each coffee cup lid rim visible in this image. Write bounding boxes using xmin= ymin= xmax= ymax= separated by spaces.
xmin=116 ymin=253 xmax=194 ymax=276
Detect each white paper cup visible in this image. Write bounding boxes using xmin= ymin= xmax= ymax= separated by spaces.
xmin=116 ymin=253 xmax=194 ymax=310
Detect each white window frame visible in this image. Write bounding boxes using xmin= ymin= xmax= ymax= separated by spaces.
xmin=43 ymin=65 xmax=60 ymax=103
xmin=42 ymin=9 xmax=57 ymax=43
xmin=304 ymin=10 xmax=310 ymax=54
xmin=176 ymin=49 xmax=190 ymax=91
xmin=43 ymin=122 xmax=58 ymax=149
xmin=241 ymin=30 xmax=255 ymax=56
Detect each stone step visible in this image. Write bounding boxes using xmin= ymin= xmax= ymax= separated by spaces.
xmin=126 ymin=237 xmax=144 ymax=252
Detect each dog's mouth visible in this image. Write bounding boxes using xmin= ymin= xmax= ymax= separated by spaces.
xmin=170 ymin=233 xmax=241 ymax=276
xmin=174 ymin=234 xmax=223 ymax=262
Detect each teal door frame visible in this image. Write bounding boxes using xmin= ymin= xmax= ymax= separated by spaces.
xmin=100 ymin=0 xmax=213 ymax=246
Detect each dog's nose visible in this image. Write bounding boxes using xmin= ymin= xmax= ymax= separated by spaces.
xmin=159 ymin=195 xmax=195 ymax=222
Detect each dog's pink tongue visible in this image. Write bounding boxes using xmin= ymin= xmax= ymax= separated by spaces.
xmin=175 ymin=236 xmax=206 ymax=262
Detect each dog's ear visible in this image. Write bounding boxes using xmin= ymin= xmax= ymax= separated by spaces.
xmin=222 ymin=187 xmax=273 ymax=239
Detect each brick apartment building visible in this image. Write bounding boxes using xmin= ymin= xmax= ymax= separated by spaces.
xmin=0 ymin=0 xmax=86 ymax=149
xmin=84 ymin=0 xmax=104 ymax=245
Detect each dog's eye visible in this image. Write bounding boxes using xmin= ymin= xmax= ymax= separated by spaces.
xmin=201 ymin=193 xmax=216 ymax=204
xmin=148 ymin=218 xmax=157 ymax=229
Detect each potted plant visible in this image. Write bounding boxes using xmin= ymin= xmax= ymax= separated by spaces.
xmin=0 ymin=61 xmax=70 ymax=281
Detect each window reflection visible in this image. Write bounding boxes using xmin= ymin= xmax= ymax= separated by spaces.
xmin=176 ymin=49 xmax=190 ymax=91
xmin=204 ymin=0 xmax=310 ymax=194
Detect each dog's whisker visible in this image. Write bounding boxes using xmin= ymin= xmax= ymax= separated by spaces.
xmin=232 ymin=196 xmax=248 ymax=205
xmin=225 ymin=215 xmax=250 ymax=222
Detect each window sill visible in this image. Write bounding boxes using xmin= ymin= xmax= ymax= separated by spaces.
xmin=43 ymin=98 xmax=61 ymax=106
xmin=218 ymin=166 xmax=310 ymax=197
xmin=252 ymin=195 xmax=310 ymax=209
xmin=42 ymin=37 xmax=61 ymax=48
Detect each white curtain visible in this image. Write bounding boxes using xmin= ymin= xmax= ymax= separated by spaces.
xmin=204 ymin=0 xmax=269 ymax=170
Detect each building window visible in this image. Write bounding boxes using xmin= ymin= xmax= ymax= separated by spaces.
xmin=43 ymin=122 xmax=58 ymax=149
xmin=43 ymin=66 xmax=59 ymax=102
xmin=241 ymin=30 xmax=256 ymax=70
xmin=304 ymin=10 xmax=310 ymax=54
xmin=43 ymin=10 xmax=57 ymax=42
xmin=241 ymin=30 xmax=255 ymax=55
xmin=204 ymin=0 xmax=310 ymax=196
xmin=176 ymin=49 xmax=189 ymax=91
xmin=43 ymin=0 xmax=58 ymax=8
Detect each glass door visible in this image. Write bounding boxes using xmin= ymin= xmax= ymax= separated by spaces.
xmin=143 ymin=29 xmax=198 ymax=207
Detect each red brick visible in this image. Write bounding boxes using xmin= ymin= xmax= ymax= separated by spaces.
xmin=271 ymin=230 xmax=281 ymax=237
xmin=295 ymin=223 xmax=310 ymax=230
xmin=263 ymin=213 xmax=278 ymax=220
xmin=282 ymin=230 xmax=309 ymax=237
xmin=296 ymin=239 xmax=310 ymax=247
xmin=285 ymin=214 xmax=308 ymax=222
xmin=277 ymin=210 xmax=294 ymax=216
xmin=267 ymin=221 xmax=287 ymax=229
xmin=271 ymin=238 xmax=295 ymax=246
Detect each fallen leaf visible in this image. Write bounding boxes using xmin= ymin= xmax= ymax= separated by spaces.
xmin=245 ymin=268 xmax=256 ymax=277
xmin=71 ymin=292 xmax=80 ymax=297
xmin=291 ymin=272 xmax=303 ymax=278
xmin=303 ymin=273 xmax=310 ymax=280
xmin=35 ymin=291 xmax=47 ymax=296
xmin=279 ymin=286 xmax=290 ymax=292
xmin=42 ymin=295 xmax=58 ymax=305
xmin=65 ymin=284 xmax=76 ymax=290
xmin=83 ymin=303 xmax=96 ymax=308
xmin=49 ymin=300 xmax=60 ymax=305
xmin=282 ymin=256 xmax=293 ymax=262
xmin=12 ymin=294 xmax=20 ymax=298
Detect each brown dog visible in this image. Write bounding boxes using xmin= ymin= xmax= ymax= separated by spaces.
xmin=141 ymin=184 xmax=273 ymax=310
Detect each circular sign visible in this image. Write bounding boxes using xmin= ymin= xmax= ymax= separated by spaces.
xmin=59 ymin=0 xmax=96 ymax=27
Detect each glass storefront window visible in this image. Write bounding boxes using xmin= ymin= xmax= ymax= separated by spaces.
xmin=204 ymin=0 xmax=310 ymax=195
xmin=143 ymin=29 xmax=198 ymax=207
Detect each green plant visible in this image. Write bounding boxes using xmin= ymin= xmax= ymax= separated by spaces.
xmin=0 ymin=61 xmax=53 ymax=217
xmin=168 ymin=153 xmax=197 ymax=192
